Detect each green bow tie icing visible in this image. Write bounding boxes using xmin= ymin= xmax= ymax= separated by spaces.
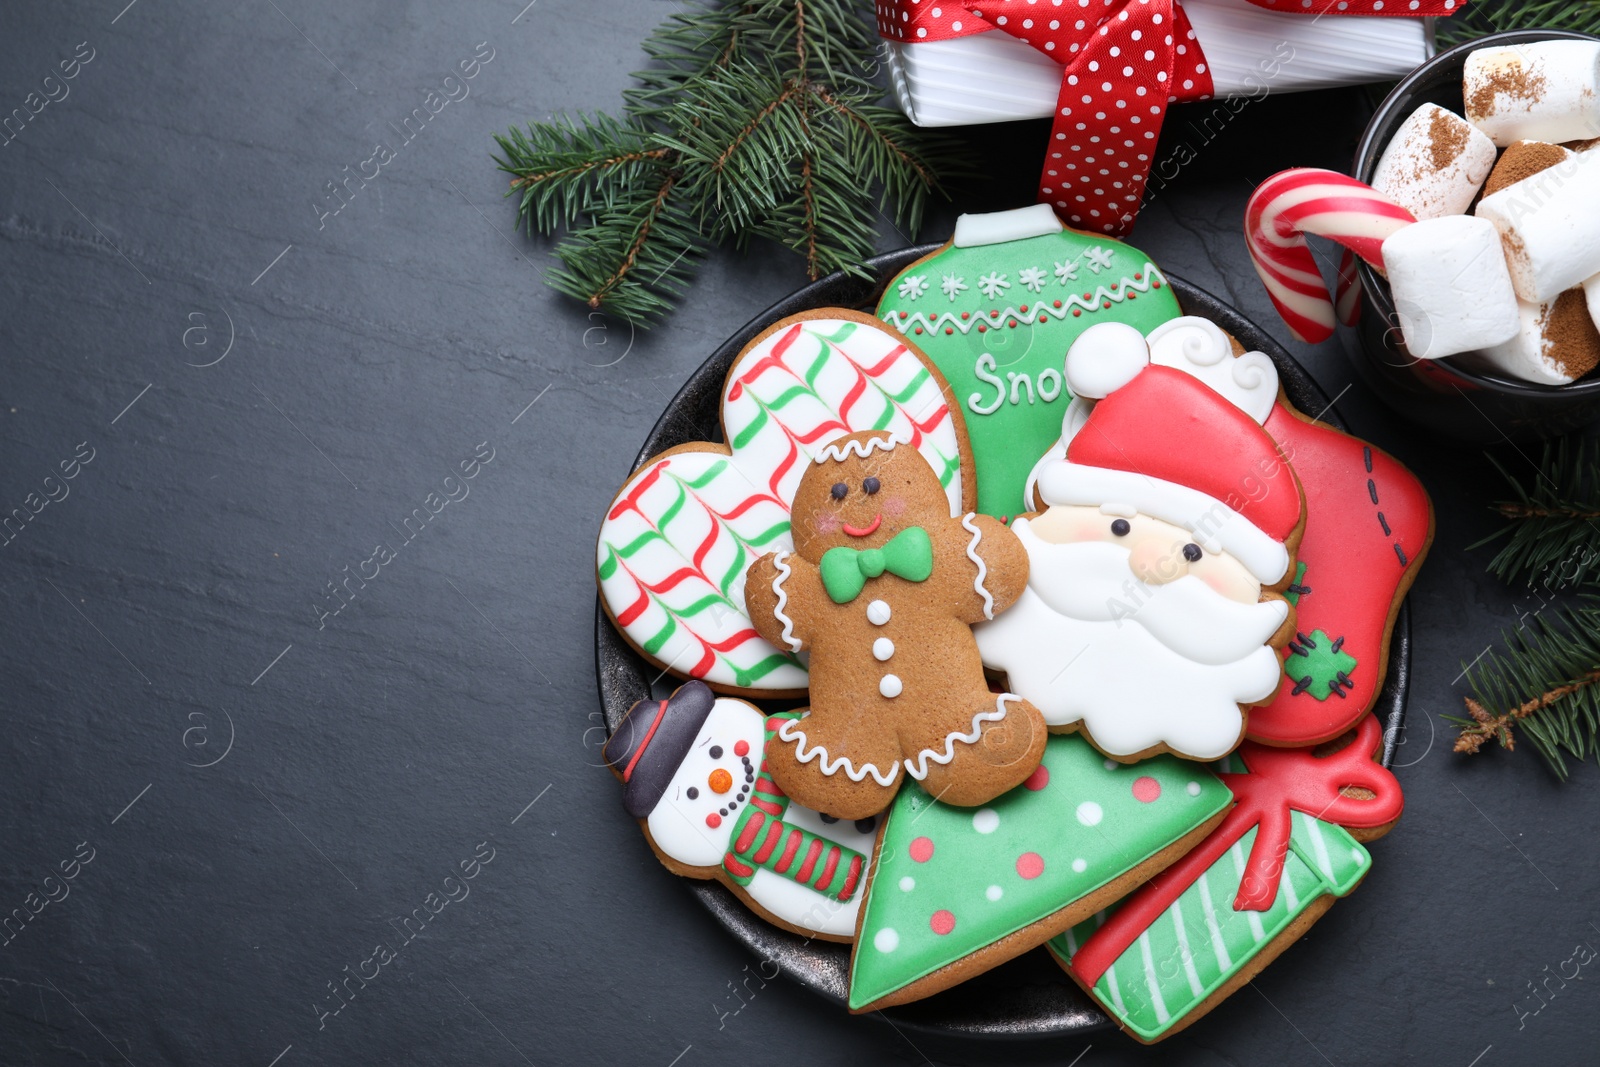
xmin=819 ymin=526 xmax=934 ymax=603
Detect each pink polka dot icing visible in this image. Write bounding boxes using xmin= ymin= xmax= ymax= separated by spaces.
xmin=1016 ymin=852 xmax=1045 ymax=880
xmin=930 ymin=909 xmax=956 ymax=935
xmin=1024 ymin=764 xmax=1051 ymax=791
xmin=909 ymin=836 xmax=935 ymax=863
xmin=1132 ymin=776 xmax=1162 ymax=803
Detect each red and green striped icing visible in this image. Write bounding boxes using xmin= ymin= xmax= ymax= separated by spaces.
xmin=598 ymin=317 xmax=966 ymax=691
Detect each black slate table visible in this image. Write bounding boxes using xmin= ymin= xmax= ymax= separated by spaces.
xmin=1 ymin=3 xmax=1594 ymax=1065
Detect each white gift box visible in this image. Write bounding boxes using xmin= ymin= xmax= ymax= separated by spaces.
xmin=884 ymin=0 xmax=1434 ymax=128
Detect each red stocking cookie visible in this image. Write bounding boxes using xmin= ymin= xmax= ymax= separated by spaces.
xmin=745 ymin=430 xmax=1048 ymax=819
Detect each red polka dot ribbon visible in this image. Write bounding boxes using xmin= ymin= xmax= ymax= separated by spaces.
xmin=876 ymin=0 xmax=1464 ymax=236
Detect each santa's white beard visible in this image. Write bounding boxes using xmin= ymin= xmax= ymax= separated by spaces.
xmin=975 ymin=519 xmax=1288 ymax=759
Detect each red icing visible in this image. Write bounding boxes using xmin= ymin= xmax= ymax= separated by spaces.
xmin=1071 ymin=714 xmax=1403 ymax=985
xmin=1248 ymin=403 xmax=1433 ymax=746
xmin=796 ymin=838 xmax=824 ymax=882
xmin=1023 ymin=765 xmax=1050 ymax=791
xmin=842 ymin=515 xmax=882 ymax=538
xmin=1016 ymin=853 xmax=1045 ymax=880
xmin=705 ymin=813 xmax=722 ymax=829
xmin=909 ymin=837 xmax=935 ymax=863
xmin=1132 ymin=776 xmax=1161 ymax=803
xmin=930 ymin=909 xmax=956 ymax=935
xmin=1067 ymin=367 xmax=1302 ymax=545
xmin=734 ymin=739 xmax=750 ymax=757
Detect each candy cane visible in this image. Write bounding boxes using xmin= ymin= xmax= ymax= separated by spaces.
xmin=1245 ymin=168 xmax=1416 ymax=344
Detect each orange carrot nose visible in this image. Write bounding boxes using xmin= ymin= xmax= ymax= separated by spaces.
xmin=708 ymin=768 xmax=733 ymax=794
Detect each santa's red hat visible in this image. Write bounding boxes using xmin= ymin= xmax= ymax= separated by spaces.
xmin=1039 ymin=323 xmax=1302 ymax=584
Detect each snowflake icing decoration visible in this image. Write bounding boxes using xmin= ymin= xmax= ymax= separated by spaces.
xmin=1054 ymin=259 xmax=1079 ymax=285
xmin=897 ymin=274 xmax=929 ymax=301
xmin=1017 ymin=266 xmax=1048 ymax=294
xmin=940 ymin=273 xmax=968 ymax=301
xmin=977 ymin=271 xmax=1010 ymax=300
xmin=1084 ymin=246 xmax=1115 ymax=274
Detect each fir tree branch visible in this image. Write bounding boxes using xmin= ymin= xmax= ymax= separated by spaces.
xmin=1437 ymin=0 xmax=1600 ymax=47
xmin=1471 ymin=438 xmax=1600 ymax=590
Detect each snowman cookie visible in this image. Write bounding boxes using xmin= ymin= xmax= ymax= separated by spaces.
xmin=603 ymin=681 xmax=879 ymax=940
xmin=744 ymin=430 xmax=1048 ymax=820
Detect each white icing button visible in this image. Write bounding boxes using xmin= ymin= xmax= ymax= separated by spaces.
xmin=879 ymin=674 xmax=903 ymax=698
xmin=1071 ymin=858 xmax=1088 ymax=873
xmin=1076 ymin=800 xmax=1104 ymax=826
xmin=1103 ymin=758 xmax=1119 ymax=771
xmin=867 ymin=599 xmax=891 ymax=625
xmin=985 ymin=885 xmax=1003 ymax=901
xmin=1186 ymin=781 xmax=1201 ymax=797
xmin=899 ymin=876 xmax=915 ymax=892
xmin=873 ymin=637 xmax=895 ymax=661
xmin=874 ymin=928 xmax=900 ymax=952
xmin=972 ymin=808 xmax=1000 ymax=834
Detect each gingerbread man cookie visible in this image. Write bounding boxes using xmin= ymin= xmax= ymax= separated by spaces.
xmin=744 ymin=430 xmax=1047 ymax=819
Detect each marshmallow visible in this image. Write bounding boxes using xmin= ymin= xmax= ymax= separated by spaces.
xmin=1586 ymin=273 xmax=1600 ymax=332
xmin=1473 ymin=289 xmax=1600 ymax=385
xmin=1381 ymin=216 xmax=1520 ymax=360
xmin=1481 ymin=140 xmax=1575 ymax=199
xmin=1373 ymin=103 xmax=1497 ymax=219
xmin=1475 ymin=151 xmax=1600 ymax=303
xmin=1464 ymin=42 xmax=1600 ymax=147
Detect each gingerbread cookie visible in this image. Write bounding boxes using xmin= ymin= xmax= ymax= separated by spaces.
xmin=603 ymin=681 xmax=882 ymax=940
xmin=849 ymin=734 xmax=1232 ymax=1013
xmin=1049 ymin=714 xmax=1404 ymax=1043
xmin=744 ymin=430 xmax=1047 ymax=819
xmin=977 ymin=321 xmax=1304 ymax=763
xmin=876 ymin=204 xmax=1183 ymax=518
xmin=596 ymin=310 xmax=975 ymax=697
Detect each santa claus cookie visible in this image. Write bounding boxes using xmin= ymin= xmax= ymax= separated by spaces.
xmin=596 ymin=310 xmax=975 ymax=697
xmin=977 ymin=322 xmax=1304 ymax=763
xmin=603 ymin=681 xmax=882 ymax=940
xmin=744 ymin=430 xmax=1048 ymax=819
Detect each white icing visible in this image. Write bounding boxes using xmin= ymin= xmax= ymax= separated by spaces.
xmin=874 ymin=928 xmax=900 ymax=952
xmin=1098 ymin=502 xmax=1138 ymax=518
xmin=813 ymin=434 xmax=903 ymax=464
xmin=959 ymin=513 xmax=995 ymax=620
xmin=879 ymin=674 xmax=903 ymax=699
xmin=872 ymin=637 xmax=895 ymax=661
xmin=1071 ymin=858 xmax=1088 ymax=873
xmin=1064 ymin=322 xmax=1150 ymax=399
xmin=867 ymin=599 xmax=892 ymax=625
xmin=1039 ymin=463 xmax=1291 ymax=585
xmin=972 ymin=808 xmax=999 ymax=834
xmin=986 ymin=884 xmax=1003 ymax=901
xmin=645 ymin=699 xmax=772 ymax=868
xmin=974 ymin=519 xmax=1281 ymax=760
xmin=899 ymin=876 xmax=915 ymax=891
xmin=741 ymin=801 xmax=876 ymax=936
xmin=1145 ymin=317 xmax=1279 ymax=425
xmin=777 ymin=716 xmax=902 ymax=786
xmin=885 ymin=265 xmax=1166 ymax=336
xmin=770 ymin=552 xmax=802 ymax=652
xmin=1076 ymin=801 xmax=1104 ymax=827
xmin=901 ymin=694 xmax=1015 ymax=781
xmin=951 ymin=204 xmax=1063 ymax=248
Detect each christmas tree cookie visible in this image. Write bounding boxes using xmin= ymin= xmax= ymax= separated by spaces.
xmin=876 ymin=204 xmax=1182 ymax=518
xmin=1049 ymin=714 xmax=1404 ymax=1042
xmin=596 ymin=310 xmax=975 ymax=696
xmin=848 ymin=734 xmax=1232 ymax=1012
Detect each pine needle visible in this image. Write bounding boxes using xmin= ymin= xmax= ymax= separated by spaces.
xmin=1437 ymin=1 xmax=1600 ymax=47
xmin=1470 ymin=438 xmax=1600 ymax=590
xmin=1449 ymin=597 xmax=1600 ymax=780
xmin=493 ymin=0 xmax=962 ymax=326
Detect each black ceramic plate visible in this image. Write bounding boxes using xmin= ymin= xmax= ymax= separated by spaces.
xmin=594 ymin=246 xmax=1411 ymax=1037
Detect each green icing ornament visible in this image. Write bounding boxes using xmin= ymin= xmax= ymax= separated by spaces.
xmin=877 ymin=206 xmax=1182 ymax=518
xmin=847 ymin=734 xmax=1231 ymax=1012
xmin=1284 ymin=628 xmax=1358 ymax=701
xmin=1049 ymin=812 xmax=1369 ymax=1042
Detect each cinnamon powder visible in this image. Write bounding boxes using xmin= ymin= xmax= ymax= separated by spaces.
xmin=1427 ymin=106 xmax=1469 ymax=171
xmin=1543 ymin=289 xmax=1600 ymax=380
xmin=1468 ymin=59 xmax=1549 ymax=122
xmin=1483 ymin=140 xmax=1571 ymax=197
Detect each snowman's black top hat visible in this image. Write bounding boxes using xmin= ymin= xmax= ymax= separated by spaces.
xmin=604 ymin=680 xmax=716 ymax=818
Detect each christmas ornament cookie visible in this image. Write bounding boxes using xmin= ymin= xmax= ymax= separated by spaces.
xmin=1049 ymin=714 xmax=1404 ymax=1043
xmin=603 ymin=681 xmax=881 ymax=940
xmin=876 ymin=205 xmax=1182 ymax=518
xmin=596 ymin=310 xmax=975 ymax=696
xmin=744 ymin=430 xmax=1047 ymax=819
xmin=977 ymin=322 xmax=1302 ymax=762
xmin=849 ymin=734 xmax=1232 ymax=1013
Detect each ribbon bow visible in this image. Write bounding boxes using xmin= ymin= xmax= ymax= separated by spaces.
xmin=879 ymin=0 xmax=1465 ymax=236
xmin=819 ymin=526 xmax=933 ymax=603
xmin=1071 ymin=714 xmax=1403 ymax=985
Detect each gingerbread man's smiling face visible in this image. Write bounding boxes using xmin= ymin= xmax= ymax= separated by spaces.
xmin=791 ymin=432 xmax=950 ymax=562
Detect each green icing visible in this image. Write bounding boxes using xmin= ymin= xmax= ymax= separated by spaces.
xmin=1049 ymin=812 xmax=1369 ymax=1041
xmin=1284 ymin=628 xmax=1358 ymax=701
xmin=877 ymin=228 xmax=1182 ymax=517
xmin=848 ymin=735 xmax=1231 ymax=1011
